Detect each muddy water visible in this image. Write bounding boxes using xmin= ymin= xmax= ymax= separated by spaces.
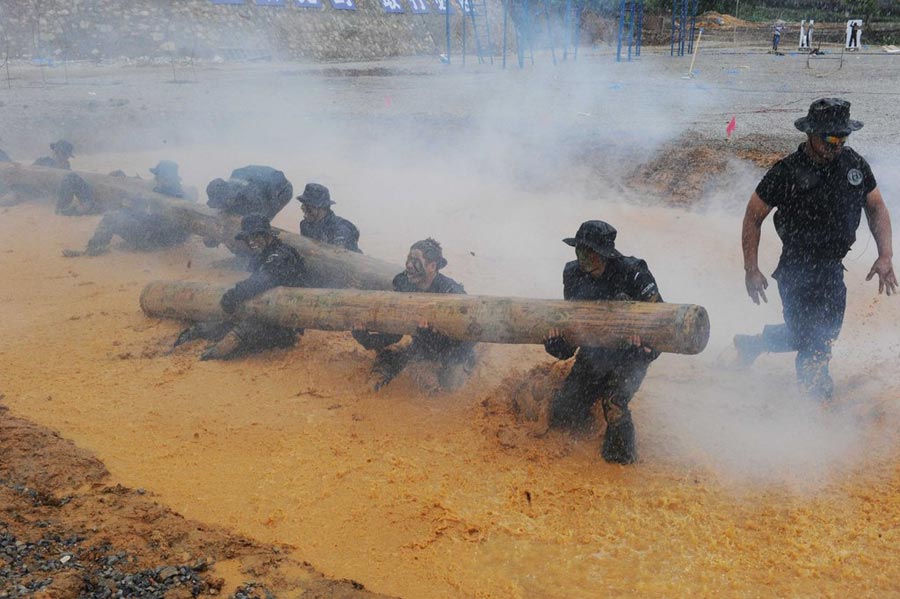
xmin=3 ymin=148 xmax=900 ymax=598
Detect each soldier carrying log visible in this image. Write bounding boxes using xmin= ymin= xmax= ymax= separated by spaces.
xmin=176 ymin=215 xmax=309 ymax=361
xmin=352 ymin=238 xmax=476 ymax=392
xmin=63 ymin=161 xmax=194 ymax=257
xmin=543 ymin=221 xmax=662 ymax=465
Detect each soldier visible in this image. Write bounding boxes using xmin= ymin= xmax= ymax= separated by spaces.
xmin=542 ymin=221 xmax=662 ymax=465
xmin=352 ymin=238 xmax=476 ymax=391
xmin=296 ymin=183 xmax=362 ymax=253
xmin=735 ymin=98 xmax=895 ymax=401
xmin=206 ymin=165 xmax=292 ymax=220
xmin=176 ymin=215 xmax=308 ymax=361
xmin=63 ymin=161 xmax=193 ymax=256
xmin=33 ymin=140 xmax=74 ymax=170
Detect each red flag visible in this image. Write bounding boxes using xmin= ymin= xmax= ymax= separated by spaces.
xmin=726 ymin=116 xmax=736 ymax=138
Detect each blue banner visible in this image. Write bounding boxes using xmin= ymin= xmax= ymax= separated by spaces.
xmin=296 ymin=0 xmax=322 ymax=6
xmin=331 ymin=0 xmax=356 ymax=9
xmin=380 ymin=0 xmax=405 ymax=12
xmin=433 ymin=0 xmax=451 ymax=13
xmin=255 ymin=0 xmax=284 ymax=4
xmin=408 ymin=0 xmax=429 ymax=13
xmin=211 ymin=0 xmax=244 ymax=4
xmin=457 ymin=0 xmax=473 ymax=14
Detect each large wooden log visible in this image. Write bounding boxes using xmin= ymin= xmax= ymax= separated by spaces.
xmin=140 ymin=280 xmax=710 ymax=355
xmin=0 ymin=162 xmax=398 ymax=290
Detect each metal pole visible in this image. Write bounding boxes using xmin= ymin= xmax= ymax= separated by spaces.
xmin=562 ymin=0 xmax=572 ymax=60
xmin=670 ymin=0 xmax=676 ymax=56
xmin=573 ymin=0 xmax=581 ymax=61
xmin=517 ymin=0 xmax=525 ymax=68
xmin=628 ymin=0 xmax=635 ymax=61
xmin=636 ymin=0 xmax=644 ymax=56
xmin=545 ymin=0 xmax=557 ymax=66
xmin=445 ymin=0 xmax=451 ymax=65
xmin=502 ymin=0 xmax=508 ymax=68
xmin=462 ymin=0 xmax=467 ymax=67
xmin=616 ymin=0 xmax=625 ymax=62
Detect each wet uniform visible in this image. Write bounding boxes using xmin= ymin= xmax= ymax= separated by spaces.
xmin=300 ymin=211 xmax=362 ymax=253
xmin=754 ymin=142 xmax=877 ymax=398
xmin=207 ymin=165 xmax=292 ymax=220
xmin=220 ymin=238 xmax=308 ymax=352
xmin=545 ymin=257 xmax=661 ymax=443
xmin=352 ymin=272 xmax=476 ymax=390
xmin=33 ymin=156 xmax=70 ymax=170
xmin=84 ymin=183 xmax=192 ymax=252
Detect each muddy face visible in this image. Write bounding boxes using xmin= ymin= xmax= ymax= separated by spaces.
xmin=576 ymin=245 xmax=607 ymax=278
xmin=301 ymin=203 xmax=328 ymax=224
xmin=246 ymin=233 xmax=270 ymax=252
xmin=405 ymin=248 xmax=436 ymax=289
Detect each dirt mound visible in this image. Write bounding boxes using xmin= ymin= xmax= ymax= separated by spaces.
xmin=0 ymin=404 xmax=391 ymax=599
xmin=697 ymin=12 xmax=756 ymax=30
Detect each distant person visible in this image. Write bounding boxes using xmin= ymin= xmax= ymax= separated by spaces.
xmin=297 ymin=183 xmax=361 ymax=253
xmin=33 ymin=140 xmax=74 ymax=170
xmin=542 ymin=221 xmax=662 ymax=465
xmin=849 ymin=21 xmax=860 ymax=50
xmin=735 ymin=98 xmax=896 ymax=401
xmin=206 ymin=165 xmax=292 ymax=220
xmin=63 ymin=161 xmax=193 ymax=256
xmin=772 ymin=21 xmax=784 ymax=52
xmin=176 ymin=215 xmax=308 ymax=361
xmin=352 ymin=238 xmax=476 ymax=392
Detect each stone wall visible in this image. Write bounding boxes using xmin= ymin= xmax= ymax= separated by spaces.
xmin=0 ymin=0 xmax=510 ymax=61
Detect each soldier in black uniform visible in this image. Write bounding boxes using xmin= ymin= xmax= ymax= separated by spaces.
xmin=176 ymin=215 xmax=308 ymax=361
xmin=736 ymin=98 xmax=896 ymax=401
xmin=296 ymin=183 xmax=362 ymax=253
xmin=206 ymin=165 xmax=292 ymax=220
xmin=63 ymin=161 xmax=193 ymax=257
xmin=352 ymin=238 xmax=475 ymax=391
xmin=543 ymin=221 xmax=662 ymax=465
xmin=33 ymin=140 xmax=74 ymax=170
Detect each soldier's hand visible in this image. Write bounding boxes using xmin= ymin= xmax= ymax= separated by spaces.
xmin=544 ymin=328 xmax=564 ymax=343
xmin=352 ymin=322 xmax=368 ymax=333
xmin=417 ymin=318 xmax=433 ymax=333
xmin=629 ymin=334 xmax=654 ymax=354
xmin=745 ymin=267 xmax=769 ymax=305
xmin=866 ymin=256 xmax=897 ymax=296
xmin=220 ymin=289 xmax=239 ymax=314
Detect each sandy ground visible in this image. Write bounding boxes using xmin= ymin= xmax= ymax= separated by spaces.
xmin=3 ymin=46 xmax=900 ymax=598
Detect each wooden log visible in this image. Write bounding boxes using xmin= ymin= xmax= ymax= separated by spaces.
xmin=140 ymin=280 xmax=710 ymax=355
xmin=0 ymin=162 xmax=398 ymax=290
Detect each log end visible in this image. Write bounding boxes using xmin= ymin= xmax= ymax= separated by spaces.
xmin=675 ymin=304 xmax=710 ymax=355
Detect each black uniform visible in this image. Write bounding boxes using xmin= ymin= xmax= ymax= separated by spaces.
xmin=207 ymin=165 xmax=292 ymax=220
xmin=219 ymin=238 xmax=308 ymax=352
xmin=56 ymin=173 xmax=103 ymax=216
xmin=352 ymin=272 xmax=476 ymax=390
xmin=300 ymin=211 xmax=362 ymax=253
xmin=83 ymin=182 xmax=191 ymax=252
xmin=33 ymin=156 xmax=70 ymax=170
xmin=754 ymin=143 xmax=877 ymax=399
xmin=545 ymin=257 xmax=661 ymax=457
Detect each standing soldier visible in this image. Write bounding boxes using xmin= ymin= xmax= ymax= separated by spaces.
xmin=543 ymin=221 xmax=662 ymax=465
xmin=33 ymin=140 xmax=75 ymax=170
xmin=735 ymin=98 xmax=896 ymax=401
xmin=296 ymin=183 xmax=362 ymax=253
xmin=352 ymin=238 xmax=475 ymax=391
xmin=182 ymin=215 xmax=308 ymax=360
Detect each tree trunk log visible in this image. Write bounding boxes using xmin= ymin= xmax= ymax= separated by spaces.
xmin=140 ymin=280 xmax=710 ymax=355
xmin=0 ymin=163 xmax=398 ymax=290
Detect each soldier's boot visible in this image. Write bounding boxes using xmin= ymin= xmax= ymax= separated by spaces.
xmin=601 ymin=417 xmax=637 ymax=465
xmin=733 ymin=333 xmax=765 ymax=368
xmin=200 ymin=331 xmax=242 ymax=361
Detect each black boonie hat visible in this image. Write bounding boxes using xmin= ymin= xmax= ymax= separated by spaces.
xmin=296 ymin=183 xmax=334 ymax=207
xmin=563 ymin=220 xmax=622 ymax=258
xmin=51 ymin=140 xmax=74 ymax=157
xmin=150 ymin=160 xmax=180 ymax=179
xmin=235 ymin=214 xmax=277 ymax=241
xmin=794 ymin=98 xmax=863 ymax=136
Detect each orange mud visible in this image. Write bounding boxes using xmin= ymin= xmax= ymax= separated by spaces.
xmin=3 ymin=201 xmax=900 ymax=598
